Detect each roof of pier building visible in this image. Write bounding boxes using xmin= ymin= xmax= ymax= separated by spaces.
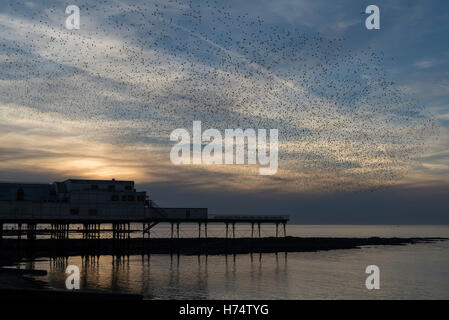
xmin=0 ymin=183 xmax=57 ymax=201
xmin=55 ymin=179 xmax=136 ymax=193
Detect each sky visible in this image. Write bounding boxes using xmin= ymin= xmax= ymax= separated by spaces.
xmin=1 ymin=0 xmax=449 ymax=223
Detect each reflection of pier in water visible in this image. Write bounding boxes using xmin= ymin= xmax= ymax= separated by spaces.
xmin=39 ymin=252 xmax=289 ymax=298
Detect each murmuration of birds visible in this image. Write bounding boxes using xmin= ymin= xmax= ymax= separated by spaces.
xmin=0 ymin=0 xmax=438 ymax=192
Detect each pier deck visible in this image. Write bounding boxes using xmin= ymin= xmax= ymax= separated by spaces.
xmin=0 ymin=214 xmax=289 ymax=240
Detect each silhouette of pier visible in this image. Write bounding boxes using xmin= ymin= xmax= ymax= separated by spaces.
xmin=0 ymin=179 xmax=289 ymax=241
xmin=0 ymin=215 xmax=289 ymax=241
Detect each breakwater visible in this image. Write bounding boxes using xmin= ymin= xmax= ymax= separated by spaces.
xmin=1 ymin=237 xmax=445 ymax=263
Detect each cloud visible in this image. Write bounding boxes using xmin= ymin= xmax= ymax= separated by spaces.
xmin=414 ymin=59 xmax=437 ymax=69
xmin=0 ymin=0 xmax=440 ymax=194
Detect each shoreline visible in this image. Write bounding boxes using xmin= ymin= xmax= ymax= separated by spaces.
xmin=1 ymin=236 xmax=446 ymax=261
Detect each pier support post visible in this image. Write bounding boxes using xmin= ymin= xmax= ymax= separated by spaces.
xmin=258 ymin=223 xmax=261 ymax=238
xmin=171 ymin=223 xmax=174 ymax=239
xmin=18 ymin=223 xmax=22 ymax=240
xmin=225 ymin=223 xmax=229 ymax=239
xmin=118 ymin=223 xmax=121 ymax=240
xmin=26 ymin=223 xmax=37 ymax=240
xmin=198 ymin=222 xmax=201 ymax=238
xmin=283 ymin=223 xmax=287 ymax=237
xmin=0 ymin=223 xmax=3 ymax=240
xmin=276 ymin=223 xmax=279 ymax=238
xmin=251 ymin=223 xmax=254 ymax=238
xmin=232 ymin=223 xmax=235 ymax=239
xmin=176 ymin=223 xmax=180 ymax=239
xmin=205 ymin=223 xmax=208 ymax=239
xmin=83 ymin=223 xmax=88 ymax=240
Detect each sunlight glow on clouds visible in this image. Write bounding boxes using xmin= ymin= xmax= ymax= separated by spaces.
xmin=0 ymin=0 xmax=441 ymax=193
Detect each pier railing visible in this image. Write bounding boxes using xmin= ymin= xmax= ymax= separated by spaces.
xmin=208 ymin=215 xmax=289 ymax=222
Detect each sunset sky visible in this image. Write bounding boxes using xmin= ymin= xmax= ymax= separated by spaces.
xmin=1 ymin=0 xmax=449 ymax=223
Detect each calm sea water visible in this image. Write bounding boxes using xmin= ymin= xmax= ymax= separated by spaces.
xmin=16 ymin=225 xmax=449 ymax=299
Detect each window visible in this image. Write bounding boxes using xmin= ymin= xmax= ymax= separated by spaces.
xmin=186 ymin=209 xmax=191 ymax=219
xmin=128 ymin=195 xmax=135 ymax=201
xmin=70 ymin=208 xmax=79 ymax=215
xmin=122 ymin=195 xmax=127 ymax=201
xmin=91 ymin=185 xmax=99 ymax=190
xmin=108 ymin=185 xmax=115 ymax=191
xmin=111 ymin=195 xmax=119 ymax=201
xmin=125 ymin=186 xmax=132 ymax=191
xmin=88 ymin=209 xmax=98 ymax=216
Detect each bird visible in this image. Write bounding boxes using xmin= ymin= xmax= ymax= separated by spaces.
xmin=0 ymin=0 xmax=437 ymax=192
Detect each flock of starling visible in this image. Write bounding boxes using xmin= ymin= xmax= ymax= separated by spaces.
xmin=0 ymin=0 xmax=437 ymax=191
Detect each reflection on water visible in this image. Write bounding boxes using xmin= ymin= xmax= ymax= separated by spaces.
xmin=20 ymin=240 xmax=449 ymax=299
xmin=11 ymin=226 xmax=449 ymax=299
xmin=28 ymin=252 xmax=291 ymax=299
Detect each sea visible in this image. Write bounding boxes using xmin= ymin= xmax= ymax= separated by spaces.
xmin=13 ymin=225 xmax=449 ymax=300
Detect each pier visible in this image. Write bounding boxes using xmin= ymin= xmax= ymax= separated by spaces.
xmin=0 ymin=179 xmax=289 ymax=241
xmin=0 ymin=215 xmax=289 ymax=241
